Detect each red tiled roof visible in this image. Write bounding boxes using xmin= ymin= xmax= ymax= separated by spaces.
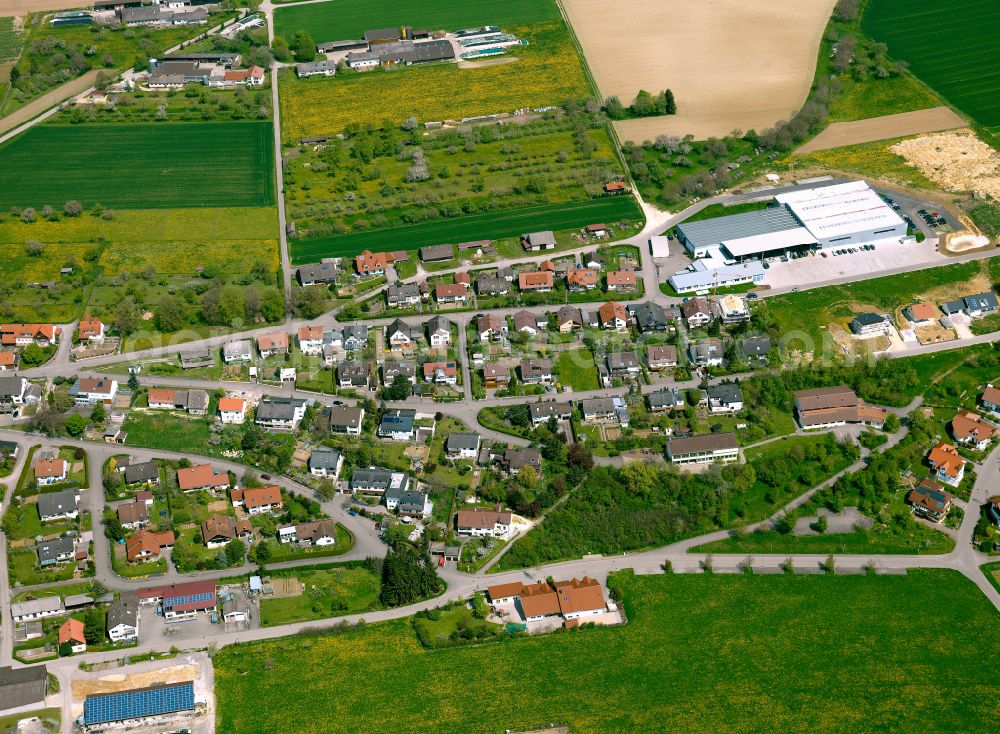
xmin=518 ymin=271 xmax=554 ymax=289
xmin=59 ymin=618 xmax=85 ymax=645
xmin=177 ymin=464 xmax=229 ymax=491
xmin=242 ymin=485 xmax=282 ymax=510
xmin=257 ymin=332 xmax=289 ymax=350
xmin=218 ymin=397 xmax=246 ymax=412
xmin=599 ymin=301 xmax=627 ymax=324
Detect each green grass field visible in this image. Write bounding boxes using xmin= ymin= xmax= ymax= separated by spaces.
xmin=292 ymin=197 xmax=641 ymax=263
xmin=0 ymin=16 xmax=21 ymax=62
xmin=215 ymin=570 xmax=1000 ymax=733
xmin=555 ymin=348 xmax=599 ymax=391
xmin=259 ymin=565 xmax=380 ymax=626
xmin=122 ymin=412 xmax=212 ymax=455
xmin=863 ymin=0 xmax=1000 ymax=133
xmin=0 ymin=122 xmax=275 ymax=209
xmin=274 ymin=0 xmax=559 ymax=44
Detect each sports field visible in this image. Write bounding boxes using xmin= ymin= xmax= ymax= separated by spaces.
xmin=290 ymin=196 xmax=642 ymax=263
xmin=0 ymin=121 xmax=275 ymax=209
xmin=863 ymin=0 xmax=1000 ymax=133
xmin=215 ymin=570 xmax=1000 ymax=733
xmin=273 ymin=0 xmax=559 ymax=44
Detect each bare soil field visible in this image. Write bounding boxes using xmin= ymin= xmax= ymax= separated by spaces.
xmin=0 ymin=0 xmax=83 ymax=14
xmin=797 ymin=106 xmax=966 ymax=153
xmin=559 ymin=0 xmax=836 ymax=141
xmin=0 ymin=68 xmax=101 ymax=137
xmin=72 ymin=664 xmax=198 ymax=698
xmin=891 ymin=129 xmax=1000 ymax=201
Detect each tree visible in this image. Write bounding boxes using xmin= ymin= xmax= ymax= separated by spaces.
xmin=382 ymin=374 xmax=411 ymax=401
xmin=113 ymin=298 xmax=141 ymax=336
xmin=65 ymin=413 xmax=88 ymax=437
xmin=260 ymin=288 xmax=284 ymax=322
xmin=128 ymin=371 xmax=140 ymax=393
xmin=21 ymin=207 xmax=36 ymax=224
xmin=90 ymin=402 xmax=106 ymax=424
xmin=218 ymin=284 xmax=245 ymax=326
xmin=882 ymin=413 xmax=900 ymax=433
xmin=664 ymin=88 xmax=677 ymax=115
xmin=225 ymin=539 xmax=246 ymax=567
xmin=59 ymin=642 xmax=75 ymax=657
xmin=103 ymin=514 xmax=127 ymax=542
xmin=292 ymin=30 xmax=316 ymax=62
xmin=253 ymin=539 xmax=272 ymax=563
xmin=378 ymin=545 xmax=440 ymax=607
xmin=630 ymin=89 xmax=657 ymax=117
xmin=518 ymin=465 xmax=538 ymax=488
xmin=292 ymin=286 xmax=326 ymax=319
xmin=84 ymin=608 xmax=104 ymax=644
xmin=272 ymin=35 xmax=291 ymax=62
xmin=20 ymin=343 xmax=47 ymax=367
xmin=603 ymin=96 xmax=624 ymax=119
xmin=26 ymin=240 xmax=43 ymax=256
xmin=154 ymin=294 xmax=186 ymax=333
xmin=316 ymin=479 xmax=335 ymax=500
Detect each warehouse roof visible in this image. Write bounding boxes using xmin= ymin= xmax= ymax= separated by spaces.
xmin=676 ymin=206 xmax=801 ymax=249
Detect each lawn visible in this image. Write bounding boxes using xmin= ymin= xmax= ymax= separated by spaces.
xmin=279 ymin=21 xmax=591 ymax=140
xmin=9 ymin=548 xmax=77 ymax=586
xmin=122 ymin=412 xmax=212 ymax=455
xmin=695 ymin=522 xmax=954 ymax=556
xmin=0 ymin=708 xmax=59 ymax=734
xmin=215 ymin=570 xmax=1000 ymax=733
xmin=274 ymin=0 xmax=559 ymax=43
xmin=555 ymin=348 xmax=599 ymax=391
xmin=261 ymin=524 xmax=354 ymax=563
xmin=862 ymin=0 xmax=1000 ymax=132
xmin=291 ymin=196 xmax=641 ymax=263
xmin=258 ymin=564 xmax=380 ymax=627
xmin=0 ymin=16 xmax=20 ymax=62
xmin=0 ymin=122 xmax=275 ymax=209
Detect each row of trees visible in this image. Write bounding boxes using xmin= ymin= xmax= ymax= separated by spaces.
xmin=604 ymin=89 xmax=677 ymax=119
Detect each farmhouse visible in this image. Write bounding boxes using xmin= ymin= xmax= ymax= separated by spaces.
xmin=0 ymin=665 xmax=48 ymax=710
xmin=667 ymin=432 xmax=739 ymax=465
xmin=793 ymin=386 xmax=887 ymax=430
xmin=522 ymin=231 xmax=557 ymax=251
xmin=11 ymin=596 xmax=64 ymax=622
xmin=907 ymin=479 xmax=953 ymax=523
xmin=457 ymin=506 xmax=512 ymax=539
xmin=296 ymin=59 xmax=338 ymax=77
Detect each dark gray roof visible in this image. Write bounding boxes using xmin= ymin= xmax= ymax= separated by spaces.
xmin=0 ymin=665 xmax=48 ymax=709
xmin=309 ymin=447 xmax=342 ymax=471
xmin=386 ymin=319 xmax=420 ymax=340
xmin=124 ymin=461 xmax=158 ymax=484
xmin=582 ymin=397 xmax=616 ymax=414
xmin=37 ymin=536 xmax=75 ymax=563
xmin=676 ymin=206 xmax=801 ymax=249
xmin=351 ymin=467 xmax=409 ymax=492
xmin=965 ymin=292 xmax=998 ymax=310
xmin=0 ymin=375 xmax=26 ymax=399
xmin=446 ymin=432 xmax=480 ymax=451
xmin=37 ymin=489 xmax=77 ymax=518
xmin=338 ymin=360 xmax=368 ymax=379
xmin=327 ymin=405 xmax=364 ymax=429
xmin=530 ymin=401 xmax=573 ymax=420
xmin=383 ymin=360 xmax=416 ymax=379
xmin=108 ymin=595 xmax=138 ymax=630
xmin=630 ymin=301 xmax=667 ymax=330
xmin=379 ymin=409 xmax=415 ymax=433
xmin=648 ymin=389 xmax=682 ymax=408
xmin=298 ymin=261 xmax=338 ymax=283
xmin=256 ymin=397 xmax=306 ymax=421
xmin=669 ymin=432 xmax=738 ymax=455
xmin=425 ymin=316 xmax=451 ymax=335
xmin=607 ymin=352 xmax=640 ymax=370
xmin=501 ymin=447 xmax=541 ymax=469
xmin=852 ymin=312 xmax=887 ymax=327
xmin=296 ymin=59 xmax=338 ymax=74
xmin=706 ymin=383 xmax=744 ymax=404
xmin=740 ymin=335 xmax=772 ymax=356
xmin=343 ymin=325 xmax=368 ymax=344
xmin=419 ymin=244 xmax=454 ymax=261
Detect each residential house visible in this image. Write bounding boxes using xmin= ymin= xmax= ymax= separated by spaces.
xmin=903 ymin=302 xmax=939 ymax=324
xmin=942 ymin=292 xmax=999 ymax=317
xmin=419 ymin=244 xmax=454 ymax=262
xmin=648 ymin=388 xmax=684 ymax=412
xmin=386 ymin=282 xmax=421 ymax=308
xmin=123 ymin=460 xmax=159 ymax=487
xmin=342 ymin=325 xmax=368 ymax=351
xmin=739 ymin=335 xmax=772 ymax=361
xmin=383 ymin=359 xmax=417 ymax=385
xmin=218 ymin=397 xmax=247 ymax=424
xmin=385 ymin=486 xmax=432 ymax=518
xmin=350 ymin=467 xmax=410 ymax=496
xmin=927 ymin=442 xmax=965 ymax=487
xmin=354 ymin=249 xmax=395 ymax=277
xmin=629 ymin=301 xmax=670 ymax=333
xmin=483 ymin=363 xmax=510 ymax=389
xmin=201 ymin=515 xmax=239 ymax=548
xmin=476 ymin=273 xmax=509 ymax=297
xmin=907 ymin=479 xmax=953 ymax=523
xmin=125 ymin=529 xmax=175 ymax=563
xmin=529 ymin=401 xmax=573 ymax=424
xmin=951 ymin=410 xmax=995 ymax=451
xmin=667 ymin=433 xmax=739 ymax=465
xmin=255 ymin=397 xmax=308 ymax=430
xmin=607 ymin=351 xmax=641 ymax=379
xmin=1 ymin=324 xmax=58 ymax=347
xmin=378 ymin=408 xmax=416 ymax=441
xmin=680 ymin=298 xmax=712 ymax=329
xmin=297 ymin=260 xmax=339 ymax=286
xmin=487 ymin=577 xmax=606 ymax=623
xmin=793 ymin=386 xmax=887 ymax=430
xmin=518 ymin=271 xmax=554 ymax=292
xmin=706 ymin=383 xmax=744 ymax=413
xmin=714 ymin=294 xmax=751 ymax=323
xmin=689 ymin=339 xmax=725 ymax=367
xmin=981 ymin=385 xmax=1000 ymax=416
xmin=137 ymin=580 xmax=216 ymax=621
xmin=0 ymin=351 xmax=18 ymax=371
xmin=497 ymin=447 xmax=542 ymax=476
xmin=566 ymin=269 xmax=598 ymax=292
xmin=38 ymin=537 xmax=75 ymax=567
xmin=107 ymin=596 xmax=139 ymax=643
xmin=425 ymin=316 xmax=452 ymax=347
xmin=435 ymin=283 xmax=468 ymax=304
xmin=327 ymin=405 xmax=364 ymax=435
xmin=71 ymin=377 xmax=117 ymax=405
xmin=522 ymin=231 xmax=556 ymax=251
xmin=146 ymin=388 xmax=208 ymax=414
xmin=457 ymin=507 xmax=512 ymax=539
xmin=322 ymin=330 xmax=345 ymax=365
xmin=385 ymin=319 xmax=422 ymax=349
xmin=647 ymin=345 xmax=677 ymax=370
xmin=0 ymin=440 xmax=18 ymax=460
xmin=34 ymin=458 xmax=69 ymax=488
xmin=555 ymin=305 xmax=583 ymax=333
xmin=0 ymin=375 xmax=32 ymax=415
xmin=423 ymin=361 xmax=458 ymax=384
xmin=337 ymin=360 xmax=369 ymax=389
xmin=580 ymin=396 xmax=628 ymax=426
xmin=231 ymin=485 xmax=283 ymax=515
xmin=177 ymin=463 xmax=229 ymax=493
xmin=478 ymin=314 xmax=507 ymax=342
xmin=223 ymin=339 xmax=252 ymax=363
xmin=850 ymin=313 xmax=892 ymax=336
xmin=308 ymin=446 xmax=343 ymax=479
xmin=446 ymin=432 xmax=480 ymax=459
xmin=606 ymin=271 xmax=638 ymax=293
xmin=117 ymin=500 xmax=149 ymax=530
xmin=513 ymin=310 xmax=541 ymax=335
xmin=78 ymin=318 xmax=105 ymax=342
xmin=38 ymin=489 xmax=78 ymax=522
xmin=598 ymin=301 xmax=628 ymax=331
xmin=257 ymin=332 xmax=289 ymax=358
xmin=519 ymin=358 xmax=552 ymax=385
xmin=297 ymin=325 xmax=325 ymax=355
xmin=278 ymin=519 xmax=336 ymax=546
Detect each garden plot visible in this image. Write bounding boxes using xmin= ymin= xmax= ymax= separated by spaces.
xmin=560 ymin=0 xmax=836 ymax=140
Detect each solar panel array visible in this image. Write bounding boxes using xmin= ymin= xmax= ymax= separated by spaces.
xmin=164 ymin=591 xmax=213 ymax=609
xmin=83 ymin=683 xmax=195 ymax=725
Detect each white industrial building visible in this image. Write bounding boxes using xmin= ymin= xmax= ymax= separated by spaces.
xmin=668 ymin=181 xmax=909 ymax=293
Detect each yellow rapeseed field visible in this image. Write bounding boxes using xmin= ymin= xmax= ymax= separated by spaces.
xmin=100 ymin=239 xmax=279 ymax=275
xmin=281 ymin=22 xmax=592 ymax=140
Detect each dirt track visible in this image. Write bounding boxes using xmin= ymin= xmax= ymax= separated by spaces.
xmin=561 ymin=0 xmax=836 ymax=142
xmin=0 ymin=69 xmax=100 ymax=137
xmin=797 ymin=106 xmax=966 ymax=153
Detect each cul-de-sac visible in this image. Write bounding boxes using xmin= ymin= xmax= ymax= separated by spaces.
xmin=0 ymin=0 xmax=999 ymax=731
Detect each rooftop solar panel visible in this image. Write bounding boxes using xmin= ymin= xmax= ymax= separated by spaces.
xmin=83 ymin=683 xmax=195 ymax=725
